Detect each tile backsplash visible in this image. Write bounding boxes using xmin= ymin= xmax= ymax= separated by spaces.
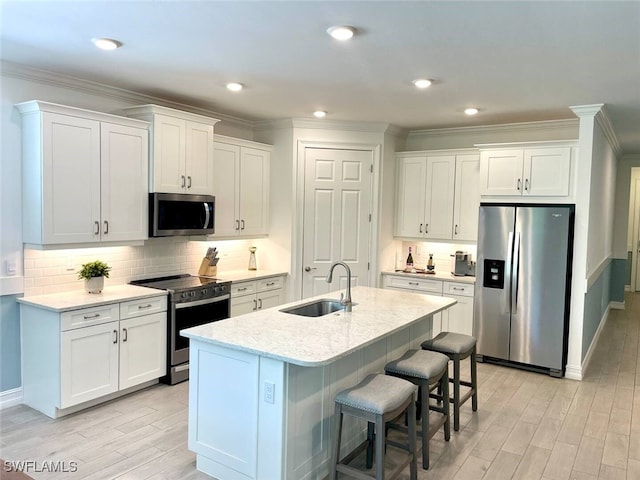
xmin=397 ymin=241 xmax=477 ymax=274
xmin=24 ymin=237 xmax=273 ymax=296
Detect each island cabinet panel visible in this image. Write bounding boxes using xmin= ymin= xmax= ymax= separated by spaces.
xmin=189 ymin=345 xmax=260 ymax=479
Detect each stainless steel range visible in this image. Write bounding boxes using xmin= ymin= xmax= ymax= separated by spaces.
xmin=130 ymin=274 xmax=231 ymax=384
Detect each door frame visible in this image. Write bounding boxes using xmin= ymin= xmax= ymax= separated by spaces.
xmin=292 ymin=140 xmax=381 ymax=300
xmin=630 ymin=168 xmax=640 ymax=291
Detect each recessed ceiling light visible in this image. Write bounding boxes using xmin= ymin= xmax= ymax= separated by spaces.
xmin=313 ymin=110 xmax=327 ymax=118
xmin=412 ymin=79 xmax=432 ymax=89
xmin=226 ymin=82 xmax=243 ymax=92
xmin=326 ymin=25 xmax=355 ymax=41
xmin=91 ymin=38 xmax=122 ymax=50
xmin=464 ymin=108 xmax=479 ymax=116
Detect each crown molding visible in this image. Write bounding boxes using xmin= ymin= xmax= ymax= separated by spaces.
xmin=1 ymin=60 xmax=252 ymax=129
xmin=407 ymin=118 xmax=579 ymax=139
xmin=570 ymin=103 xmax=622 ymax=157
xmin=254 ymin=117 xmax=405 ymax=136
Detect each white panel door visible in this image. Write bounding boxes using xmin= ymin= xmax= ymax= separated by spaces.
xmin=152 ymin=114 xmax=186 ymax=193
xmin=119 ymin=313 xmax=166 ymax=390
xmin=60 ymin=322 xmax=119 ymax=408
xmin=100 ymin=122 xmax=149 ymax=242
xmin=239 ymin=147 xmax=269 ymax=236
xmin=395 ymin=156 xmax=427 ymax=237
xmin=212 ymin=142 xmax=240 ymax=236
xmin=231 ymin=294 xmax=257 ymax=317
xmin=43 ymin=112 xmax=101 ymax=244
xmin=446 ymin=295 xmax=474 ymax=336
xmin=302 ymin=148 xmax=373 ymax=299
xmin=453 ymin=154 xmax=480 ymax=241
xmin=425 ymin=155 xmax=455 ymax=239
xmin=479 ymin=150 xmax=524 ymax=196
xmin=635 ymin=178 xmax=640 ymax=291
xmin=524 ymin=147 xmax=571 ymax=196
xmin=185 ymin=121 xmax=214 ymax=195
xmin=258 ymin=289 xmax=284 ymax=311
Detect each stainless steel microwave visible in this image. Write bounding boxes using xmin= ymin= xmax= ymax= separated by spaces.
xmin=149 ymin=193 xmax=215 ymax=237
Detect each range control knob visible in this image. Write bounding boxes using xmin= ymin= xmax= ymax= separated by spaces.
xmin=190 ymin=291 xmax=196 ymax=297
xmin=181 ymin=292 xmax=188 ymax=299
xmin=201 ymin=289 xmax=208 ymax=295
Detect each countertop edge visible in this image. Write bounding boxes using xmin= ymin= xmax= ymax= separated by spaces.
xmin=381 ymin=270 xmax=476 ymax=284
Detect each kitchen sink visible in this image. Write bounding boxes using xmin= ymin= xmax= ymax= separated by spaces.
xmin=280 ymin=299 xmax=354 ymax=317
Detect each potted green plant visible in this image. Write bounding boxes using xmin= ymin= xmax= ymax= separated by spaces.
xmin=77 ymin=260 xmax=111 ymax=294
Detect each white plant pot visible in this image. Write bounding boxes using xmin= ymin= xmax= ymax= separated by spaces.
xmin=85 ymin=276 xmax=104 ymax=294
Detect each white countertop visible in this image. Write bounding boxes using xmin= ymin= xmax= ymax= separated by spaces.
xmin=181 ymin=286 xmax=455 ymax=367
xmin=381 ymin=270 xmax=476 ymax=284
xmin=17 ymin=285 xmax=167 ymax=312
xmin=208 ymin=269 xmax=288 ymax=283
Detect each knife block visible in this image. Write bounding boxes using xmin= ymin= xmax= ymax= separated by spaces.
xmin=197 ymin=258 xmax=218 ymax=277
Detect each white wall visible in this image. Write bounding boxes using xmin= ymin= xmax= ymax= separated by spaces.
xmin=614 ymin=155 xmax=640 ymax=257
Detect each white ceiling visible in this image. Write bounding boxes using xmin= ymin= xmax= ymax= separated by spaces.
xmin=2 ymin=1 xmax=640 ymax=152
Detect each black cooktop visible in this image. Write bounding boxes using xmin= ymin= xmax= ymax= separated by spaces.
xmin=130 ymin=274 xmax=225 ymax=292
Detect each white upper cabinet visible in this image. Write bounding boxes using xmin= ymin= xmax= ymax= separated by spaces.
xmin=16 ymin=101 xmax=149 ymax=246
xmin=453 ymin=154 xmax=480 ymax=241
xmin=396 ymin=150 xmax=478 ymax=241
xmin=123 ymin=105 xmax=219 ymax=194
xmin=213 ymin=136 xmax=271 ymax=237
xmin=479 ymin=143 xmax=573 ymax=197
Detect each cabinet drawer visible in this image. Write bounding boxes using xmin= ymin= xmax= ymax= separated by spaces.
xmin=443 ymin=282 xmax=475 ymax=297
xmin=231 ymin=281 xmax=257 ymax=297
xmin=257 ymin=276 xmax=283 ymax=293
xmin=61 ymin=304 xmax=120 ymax=331
xmin=384 ymin=275 xmax=443 ymax=294
xmin=120 ymin=295 xmax=167 ymax=320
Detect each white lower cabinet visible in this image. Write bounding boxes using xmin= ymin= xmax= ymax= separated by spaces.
xmin=21 ymin=294 xmax=167 ymax=418
xmin=230 ymin=276 xmax=286 ymax=317
xmin=382 ymin=274 xmax=475 ymax=337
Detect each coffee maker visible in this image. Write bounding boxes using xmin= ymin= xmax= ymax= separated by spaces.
xmin=452 ymin=251 xmax=476 ymax=276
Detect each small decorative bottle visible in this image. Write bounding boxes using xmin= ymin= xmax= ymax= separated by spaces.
xmin=427 ymin=253 xmax=435 ymax=272
xmin=405 ymin=247 xmax=414 ymax=271
xmin=248 ymin=246 xmax=257 ymax=271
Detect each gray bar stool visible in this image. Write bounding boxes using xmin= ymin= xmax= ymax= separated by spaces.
xmin=384 ymin=349 xmax=450 ymax=470
xmin=331 ymin=373 xmax=418 ymax=480
xmin=421 ymin=332 xmax=478 ymax=431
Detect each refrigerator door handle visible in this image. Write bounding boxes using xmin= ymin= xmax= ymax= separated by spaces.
xmin=511 ymin=232 xmax=521 ymax=313
xmin=506 ymin=231 xmax=514 ymax=311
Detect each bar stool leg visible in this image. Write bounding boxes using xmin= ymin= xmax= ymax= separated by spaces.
xmin=453 ymin=354 xmax=461 ymax=431
xmin=366 ymin=422 xmax=375 ymax=469
xmin=471 ymin=347 xmax=478 ymax=412
xmin=420 ymin=382 xmax=430 ymax=469
xmin=331 ymin=404 xmax=343 ymax=480
xmin=407 ymin=400 xmax=418 ymax=480
xmin=375 ymin=415 xmax=386 ymax=480
xmin=441 ymin=373 xmax=451 ymax=441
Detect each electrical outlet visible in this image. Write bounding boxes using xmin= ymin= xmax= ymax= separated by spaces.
xmin=264 ymin=381 xmax=275 ymax=404
xmin=66 ymin=256 xmax=75 ymax=271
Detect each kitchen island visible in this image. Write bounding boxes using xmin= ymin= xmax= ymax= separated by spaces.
xmin=181 ymin=286 xmax=455 ymax=480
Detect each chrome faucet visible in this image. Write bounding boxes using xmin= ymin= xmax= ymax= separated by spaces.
xmin=326 ymin=261 xmax=353 ymax=312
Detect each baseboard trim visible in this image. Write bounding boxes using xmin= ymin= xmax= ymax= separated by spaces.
xmin=610 ymin=301 xmax=625 ymax=310
xmin=578 ymin=304 xmax=612 ymax=380
xmin=0 ymin=387 xmax=23 ymax=410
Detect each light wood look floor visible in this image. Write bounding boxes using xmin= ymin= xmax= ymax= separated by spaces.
xmin=1 ymin=291 xmax=638 ymax=480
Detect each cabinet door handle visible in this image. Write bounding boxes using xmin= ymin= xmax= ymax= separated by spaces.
xmin=94 ymin=221 xmax=100 ymax=235
xmin=187 ymin=176 xmax=192 ymax=188
xmin=137 ymin=304 xmax=153 ymax=309
xmin=258 ymin=298 xmax=263 ymax=309
xmin=113 ymin=330 xmax=118 ymax=344
xmin=122 ymin=328 xmax=128 ymax=342
xmin=452 ymin=287 xmax=465 ymax=291
xmin=83 ymin=313 xmax=100 ymax=320
xmin=454 ymin=224 xmax=458 ymax=235
xmin=103 ymin=220 xmax=109 ymax=235
xmin=419 ymin=223 xmax=423 ymax=233
xmin=236 ymin=220 xmax=240 ymax=231
xmin=253 ymin=299 xmax=257 ymax=311
xmin=524 ymin=178 xmax=529 ymax=191
xmin=237 ymin=287 xmax=247 ymax=292
xmin=266 ymin=282 xmax=275 ymax=286
xmin=517 ymin=178 xmax=521 ymax=191
xmin=241 ymin=219 xmax=245 ymax=230
xmin=408 ymin=281 xmax=419 ymax=286
xmin=181 ymin=175 xmax=186 ymax=188
xmin=425 ymin=224 xmax=429 ymax=234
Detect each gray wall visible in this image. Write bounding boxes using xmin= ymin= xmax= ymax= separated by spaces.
xmin=0 ymin=295 xmax=21 ymax=391
xmin=582 ymin=261 xmax=612 ymax=360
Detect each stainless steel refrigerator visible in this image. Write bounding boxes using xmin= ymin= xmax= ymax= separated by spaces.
xmin=473 ymin=204 xmax=574 ymax=377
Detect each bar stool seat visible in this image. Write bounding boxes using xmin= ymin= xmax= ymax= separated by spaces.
xmin=385 ymin=349 xmax=450 ymax=469
xmin=331 ymin=373 xmax=418 ymax=480
xmin=422 ymin=332 xmax=478 ymax=431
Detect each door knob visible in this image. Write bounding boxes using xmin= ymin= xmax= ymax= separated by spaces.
xmin=304 ymin=266 xmax=317 ymax=272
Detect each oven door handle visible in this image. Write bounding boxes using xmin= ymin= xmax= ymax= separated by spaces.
xmin=174 ymin=294 xmax=230 ymax=309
